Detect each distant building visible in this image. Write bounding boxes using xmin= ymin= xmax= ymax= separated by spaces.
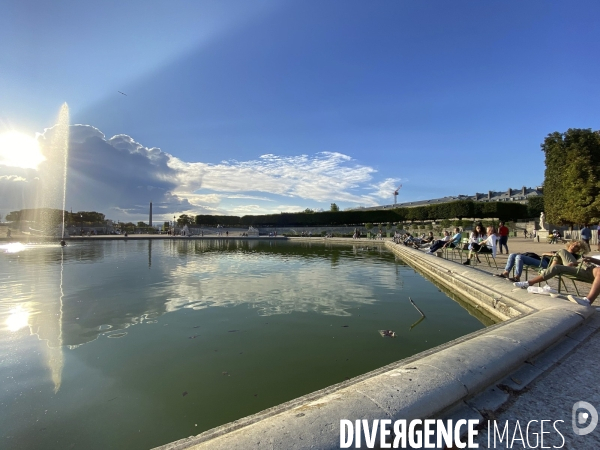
xmin=350 ymin=186 xmax=543 ymax=211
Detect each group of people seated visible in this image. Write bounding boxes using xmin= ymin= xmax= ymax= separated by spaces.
xmin=459 ymin=224 xmax=499 ymax=265
xmin=397 ymin=223 xmax=599 ymax=307
xmin=548 ymin=229 xmax=563 ymax=244
xmin=419 ymin=224 xmax=496 ymax=264
xmin=394 ymin=231 xmax=437 ymax=247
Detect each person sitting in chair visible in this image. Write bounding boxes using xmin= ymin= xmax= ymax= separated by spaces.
xmin=414 ymin=231 xmax=445 ymax=249
xmin=495 ymin=241 xmax=584 ymax=281
xmin=494 ymin=252 xmax=550 ymax=282
xmin=412 ymin=232 xmax=434 ymax=248
xmin=462 ymin=226 xmax=497 ymax=265
xmin=566 ymin=255 xmax=600 ymax=306
xmin=427 ymin=228 xmax=461 ymax=254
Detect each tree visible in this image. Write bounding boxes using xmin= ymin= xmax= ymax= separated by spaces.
xmin=6 ymin=210 xmax=22 ymax=222
xmin=527 ymin=196 xmax=544 ymax=218
xmin=75 ymin=211 xmax=106 ymax=223
xmin=177 ymin=214 xmax=192 ymax=226
xmin=137 ymin=221 xmax=147 ymax=227
xmin=303 ymin=208 xmax=314 ymax=214
xmin=330 ymin=203 xmax=339 ymax=212
xmin=541 ymin=129 xmax=600 ymax=225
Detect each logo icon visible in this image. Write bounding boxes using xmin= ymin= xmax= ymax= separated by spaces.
xmin=572 ymin=401 xmax=598 ymax=436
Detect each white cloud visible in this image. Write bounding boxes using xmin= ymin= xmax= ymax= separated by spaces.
xmin=370 ymin=178 xmax=403 ymax=201
xmin=169 ymin=151 xmax=378 ymax=204
xmin=224 ymin=194 xmax=274 ymax=201
xmin=0 ymin=124 xmax=398 ymax=221
xmin=0 ymin=175 xmax=27 ymax=182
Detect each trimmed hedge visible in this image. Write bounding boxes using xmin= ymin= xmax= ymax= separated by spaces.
xmin=195 ymin=200 xmax=528 ymax=227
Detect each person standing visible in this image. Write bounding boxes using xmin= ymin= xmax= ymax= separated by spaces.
xmin=581 ymin=224 xmax=591 ymax=249
xmin=497 ymin=221 xmax=509 ymax=254
xmin=597 ymin=222 xmax=600 ymax=252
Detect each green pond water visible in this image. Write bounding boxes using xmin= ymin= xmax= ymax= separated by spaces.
xmin=0 ymin=239 xmax=489 ymax=449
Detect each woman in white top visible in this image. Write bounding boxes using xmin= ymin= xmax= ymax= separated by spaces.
xmin=468 ymin=224 xmax=486 ymax=244
xmin=463 ymin=226 xmax=498 ymax=265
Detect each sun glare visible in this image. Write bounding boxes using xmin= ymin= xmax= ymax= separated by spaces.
xmin=0 ymin=131 xmax=46 ymax=170
xmin=6 ymin=306 xmax=30 ymax=332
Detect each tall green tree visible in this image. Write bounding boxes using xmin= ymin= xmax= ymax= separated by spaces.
xmin=527 ymin=196 xmax=544 ymax=218
xmin=541 ymin=129 xmax=600 ymax=224
xmin=330 ymin=203 xmax=339 ymax=212
xmin=177 ymin=214 xmax=193 ymax=226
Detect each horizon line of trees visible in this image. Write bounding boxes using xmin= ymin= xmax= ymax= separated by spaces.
xmin=194 ymin=198 xmax=541 ymax=228
xmin=5 ymin=208 xmax=106 ymax=225
xmin=3 ymin=196 xmax=546 ymax=231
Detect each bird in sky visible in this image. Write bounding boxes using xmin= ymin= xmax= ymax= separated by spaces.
xmin=118 ymin=91 xmax=127 ymax=96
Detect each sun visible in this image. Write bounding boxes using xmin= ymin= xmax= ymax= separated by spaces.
xmin=0 ymin=131 xmax=46 ymax=170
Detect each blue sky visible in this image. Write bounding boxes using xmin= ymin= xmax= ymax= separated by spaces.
xmin=1 ymin=0 xmax=599 ymax=222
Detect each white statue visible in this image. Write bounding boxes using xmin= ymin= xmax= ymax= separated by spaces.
xmin=539 ymin=212 xmax=546 ymax=231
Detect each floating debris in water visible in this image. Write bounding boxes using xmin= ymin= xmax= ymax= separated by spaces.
xmin=341 ymin=325 xmax=349 ymax=328
xmin=182 ymin=391 xmax=188 ymax=397
xmin=222 ymin=371 xmax=230 ymax=376
xmin=379 ymin=330 xmax=396 ymax=338
xmin=188 ymin=335 xmax=199 ymax=339
xmin=193 ymin=326 xmax=201 ymax=329
xmin=228 ymin=330 xmax=239 ymax=333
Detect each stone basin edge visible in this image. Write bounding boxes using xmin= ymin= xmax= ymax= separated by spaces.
xmin=154 ymin=242 xmax=594 ymax=450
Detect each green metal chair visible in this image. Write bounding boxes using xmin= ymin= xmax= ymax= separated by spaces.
xmin=471 ymin=243 xmax=498 ymax=269
xmin=544 ymin=254 xmax=590 ymax=295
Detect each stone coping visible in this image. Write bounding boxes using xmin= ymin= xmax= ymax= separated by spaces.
xmin=154 ymin=242 xmax=595 ymax=450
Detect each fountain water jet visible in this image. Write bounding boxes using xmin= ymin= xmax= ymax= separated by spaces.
xmin=36 ymin=103 xmax=69 ymax=237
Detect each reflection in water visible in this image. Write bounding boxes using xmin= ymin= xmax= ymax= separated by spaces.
xmin=164 ymin=240 xmax=396 ymax=317
xmin=35 ymin=248 xmax=65 ymax=393
xmin=0 ymin=242 xmax=27 ymax=254
xmin=1 ymin=243 xmax=66 ymax=392
xmin=409 ymin=315 xmax=426 ymax=331
xmin=0 ymin=240 xmax=399 ymax=348
xmin=0 ymin=240 xmax=486 ymax=390
xmin=5 ymin=306 xmax=29 ymax=331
